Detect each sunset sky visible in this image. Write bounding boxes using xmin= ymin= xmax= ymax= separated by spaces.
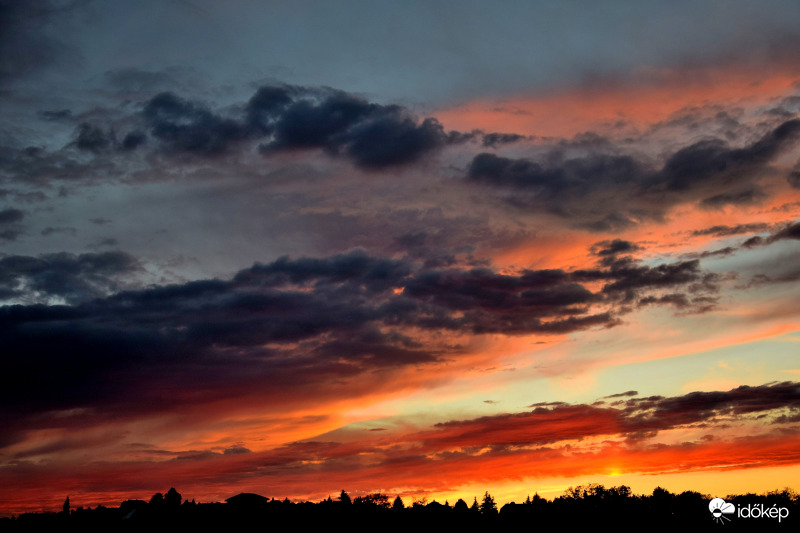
xmin=3 ymin=0 xmax=800 ymax=516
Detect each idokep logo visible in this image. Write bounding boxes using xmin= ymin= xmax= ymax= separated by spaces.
xmin=738 ymin=502 xmax=790 ymax=523
xmin=709 ymin=498 xmax=735 ymax=524
xmin=708 ymin=497 xmax=790 ymax=525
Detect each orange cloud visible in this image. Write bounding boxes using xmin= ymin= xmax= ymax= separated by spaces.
xmin=434 ymin=63 xmax=800 ymax=138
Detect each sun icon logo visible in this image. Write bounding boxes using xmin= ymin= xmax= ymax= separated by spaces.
xmin=709 ymin=498 xmax=735 ymax=524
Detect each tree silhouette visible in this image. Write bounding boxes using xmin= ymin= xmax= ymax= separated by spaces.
xmin=354 ymin=493 xmax=390 ymax=508
xmin=480 ymin=491 xmax=497 ymax=515
xmin=411 ymin=496 xmax=428 ymax=509
xmin=165 ymin=487 xmax=182 ymax=507
xmin=392 ymin=496 xmax=405 ymax=510
xmin=562 ymin=483 xmax=633 ymax=502
xmin=5 ymin=484 xmax=800 ymax=530
xmin=652 ymin=486 xmax=673 ymax=500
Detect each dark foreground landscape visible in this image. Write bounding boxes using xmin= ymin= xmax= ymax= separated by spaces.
xmin=3 ymin=485 xmax=797 ymax=532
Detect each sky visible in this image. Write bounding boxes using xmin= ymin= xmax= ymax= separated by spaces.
xmin=2 ymin=0 xmax=800 ymax=516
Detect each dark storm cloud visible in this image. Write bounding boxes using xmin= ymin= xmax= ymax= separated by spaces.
xmin=419 ymin=382 xmax=800 ymax=450
xmin=736 ymin=220 xmax=800 ymax=250
xmin=465 ymin=119 xmax=800 ymax=229
xmin=399 ymin=267 xmax=611 ymax=335
xmin=307 ymin=327 xmax=434 ymax=369
xmin=12 ymin=82 xmax=795 ymax=191
xmin=467 ymin=151 xmax=644 ymax=195
xmin=591 ymin=239 xmax=640 ymax=257
xmin=0 ymin=251 xmax=429 ymax=432
xmin=244 ymin=85 xmax=299 ymax=134
xmin=691 ymin=223 xmax=771 ymax=237
xmin=652 ymin=119 xmax=800 ymax=191
xmin=699 ymin=186 xmax=766 ymax=208
xmin=0 ymin=251 xmax=140 ymax=304
xmin=466 ymin=151 xmax=652 ymax=230
xmin=481 ymin=133 xmax=528 ymax=148
xmin=232 ymin=250 xmax=412 ymax=291
xmin=253 ymin=87 xmax=451 ymax=170
xmin=0 ymin=247 xmax=720 ymax=439
xmin=769 ymin=220 xmax=800 ymax=242
xmin=595 ymin=259 xmax=709 ymax=295
xmin=622 ymin=382 xmax=800 ymax=429
xmin=578 ymin=251 xmax=722 ymax=313
xmin=343 ymin=115 xmax=448 ymax=169
xmin=571 ymin=251 xmax=720 ymax=306
xmin=143 ymin=92 xmax=251 ymax=156
xmin=78 ymin=84 xmax=460 ymax=169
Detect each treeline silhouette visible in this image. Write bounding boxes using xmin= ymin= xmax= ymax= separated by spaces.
xmin=3 ymin=484 xmax=798 ymax=532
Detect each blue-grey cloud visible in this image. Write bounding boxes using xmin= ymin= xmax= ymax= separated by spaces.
xmin=466 ymin=119 xmax=800 ymax=231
